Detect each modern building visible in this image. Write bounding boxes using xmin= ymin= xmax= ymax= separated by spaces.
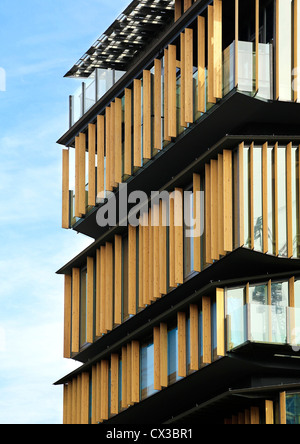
xmin=55 ymin=0 xmax=300 ymax=425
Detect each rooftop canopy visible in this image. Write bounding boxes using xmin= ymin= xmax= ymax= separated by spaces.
xmin=64 ymin=0 xmax=175 ymax=78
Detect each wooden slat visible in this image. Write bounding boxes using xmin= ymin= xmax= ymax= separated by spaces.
xmin=97 ymin=115 xmax=105 ymax=200
xmin=265 ymin=400 xmax=274 ymax=424
xmin=153 ymin=203 xmax=161 ymax=299
xmin=223 ymin=150 xmax=233 ymax=252
xmin=169 ymin=195 xmax=176 ymax=288
xmin=79 ymin=132 xmax=86 ymax=215
xmin=100 ymin=360 xmax=109 ymax=421
xmin=87 ymin=257 xmax=94 ymax=344
xmin=154 ymin=59 xmax=162 ymax=151
xmin=164 ymin=48 xmax=171 ymax=142
xmin=250 ymin=406 xmax=260 ymax=425
xmin=202 ymin=296 xmax=212 ymax=364
xmin=75 ymin=136 xmax=80 ymax=217
xmin=238 ymin=143 xmax=244 ymax=247
xmin=143 ymin=70 xmax=152 ymax=161
xmin=198 ymin=15 xmax=206 ymax=113
xmin=76 ymin=375 xmax=82 ymax=424
xmin=286 ymin=142 xmax=293 ymax=258
xmin=91 ymin=366 xmax=97 ymax=424
xmin=105 ymin=106 xmax=112 ymax=191
xmin=218 ymin=154 xmax=225 ymax=257
xmin=134 ymin=79 xmax=142 ymax=168
xmin=88 ymin=123 xmax=96 ymax=207
xmin=115 ymin=97 xmax=122 ymax=184
xmin=178 ymin=312 xmax=187 ymax=378
xmin=175 ymin=0 xmax=182 ymax=21
xmin=126 ymin=343 xmax=134 ymax=406
xmin=174 ymin=188 xmax=184 ymax=285
xmin=149 ymin=208 xmax=154 ymax=302
xmin=72 ymin=380 xmax=77 ymax=424
xmin=216 ymin=288 xmax=225 ymax=357
xmin=128 ymin=224 xmax=137 ymax=315
xmin=159 ymin=200 xmax=168 ymax=295
xmin=62 ymin=149 xmax=69 ymax=229
xmin=63 ymin=275 xmax=72 ymax=359
xmin=81 ymin=373 xmax=90 ymax=425
xmin=262 ymin=142 xmax=268 ymax=253
xmin=235 ymin=0 xmax=239 ymax=87
xmin=190 ymin=304 xmax=199 ymax=371
xmin=168 ymin=44 xmax=177 ymax=138
xmin=105 ymin=242 xmax=113 ymax=332
xmin=131 ymin=341 xmax=140 ymax=404
xmin=180 ymin=32 xmax=187 ymax=128
xmin=289 ymin=276 xmax=295 ymax=307
xmin=114 ymin=235 xmax=122 ymax=326
xmin=280 ymin=392 xmax=287 ymax=424
xmin=71 ymin=268 xmax=80 ymax=354
xmin=208 ymin=5 xmax=216 ymax=103
xmin=210 ymin=159 xmax=219 ymax=260
xmin=193 ymin=173 xmax=201 ymax=272
xmin=95 ymin=362 xmax=101 ymax=423
xmin=160 ymin=323 xmax=168 ymax=388
xmin=63 ymin=384 xmax=68 ymax=424
xmin=95 ymin=249 xmax=101 ymax=338
xmin=214 ymin=0 xmax=223 ymax=99
xmin=184 ymin=0 xmax=192 ymax=12
xmin=110 ymin=101 xmax=117 ymax=189
xmin=143 ymin=212 xmax=150 ymax=306
xmin=153 ymin=326 xmax=161 ymax=391
xmin=111 ymin=354 xmax=119 ymax=415
xmin=185 ymin=28 xmax=194 ymax=124
xmin=124 ymin=88 xmax=132 ymax=178
xmin=121 ymin=346 xmax=127 ymax=409
xmin=100 ymin=246 xmax=107 ymax=335
xmin=205 ymin=163 xmax=212 ymax=264
xmin=139 ymin=221 xmax=144 ymax=308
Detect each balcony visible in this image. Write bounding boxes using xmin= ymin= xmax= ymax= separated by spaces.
xmin=65 ymin=39 xmax=274 ymax=230
xmin=227 ymin=304 xmax=300 ymax=352
xmin=69 ymin=68 xmax=126 ymax=127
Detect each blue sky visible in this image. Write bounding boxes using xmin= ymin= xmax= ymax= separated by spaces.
xmin=0 ymin=0 xmax=128 ymax=424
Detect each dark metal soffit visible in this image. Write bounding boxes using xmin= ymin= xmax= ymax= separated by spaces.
xmin=64 ymin=0 xmax=175 ymax=78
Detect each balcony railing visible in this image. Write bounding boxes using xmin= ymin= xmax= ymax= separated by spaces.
xmin=69 ymin=68 xmax=126 ymax=127
xmin=227 ymin=304 xmax=300 ymax=352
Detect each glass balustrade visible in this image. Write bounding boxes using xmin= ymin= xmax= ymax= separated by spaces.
xmin=227 ymin=303 xmax=300 ymax=351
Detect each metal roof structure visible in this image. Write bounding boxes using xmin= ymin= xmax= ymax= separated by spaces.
xmin=64 ymin=0 xmax=175 ymax=78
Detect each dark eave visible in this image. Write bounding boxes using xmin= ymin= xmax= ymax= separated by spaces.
xmin=54 ymin=247 xmax=300 ymax=377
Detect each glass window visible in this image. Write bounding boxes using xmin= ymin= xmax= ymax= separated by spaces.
xmin=253 ymin=146 xmax=263 ymax=252
xmin=226 ymin=287 xmax=246 ymax=350
xmin=80 ymin=267 xmax=87 ymax=347
xmin=268 ymin=146 xmax=275 ymax=254
xmin=278 ymin=0 xmax=292 ymax=101
xmin=295 ymin=280 xmax=300 ymax=309
xmin=168 ymin=325 xmax=179 ymax=385
xmin=278 ymin=146 xmax=287 ymax=257
xmin=184 ymin=188 xmax=194 ymax=278
xmin=140 ymin=339 xmax=157 ymax=401
xmin=286 ymin=393 xmax=300 ymax=424
xmin=243 ymin=145 xmax=251 ymax=248
xmin=292 ymin=146 xmax=298 ymax=257
xmin=186 ymin=317 xmax=191 ymax=374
